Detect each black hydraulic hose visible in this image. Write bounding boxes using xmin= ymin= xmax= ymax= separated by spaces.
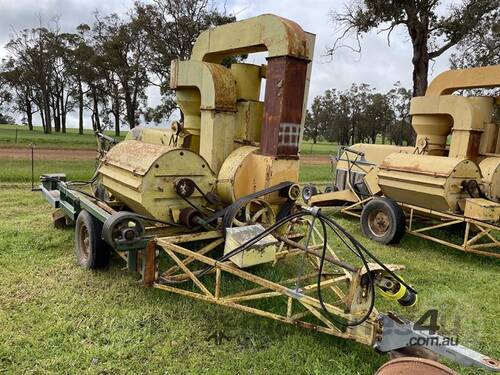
xmin=313 ymin=216 xmax=376 ymax=327
xmin=154 ymin=206 xmax=416 ymax=327
xmin=319 ymin=212 xmax=417 ymax=295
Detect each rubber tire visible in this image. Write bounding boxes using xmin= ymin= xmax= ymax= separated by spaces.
xmin=75 ymin=210 xmax=110 ymax=269
xmin=324 ymin=184 xmax=338 ymax=193
xmin=302 ymin=184 xmax=318 ymax=202
xmin=361 ymin=197 xmax=406 ymax=245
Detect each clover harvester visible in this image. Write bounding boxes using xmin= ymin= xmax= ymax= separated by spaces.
xmin=40 ymin=14 xmax=499 ymax=374
xmin=305 ymin=65 xmax=500 ymax=257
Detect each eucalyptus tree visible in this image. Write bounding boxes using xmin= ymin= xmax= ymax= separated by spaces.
xmin=329 ymin=0 xmax=498 ymax=97
xmin=134 ymin=0 xmax=238 ymax=123
xmin=5 ymin=27 xmax=56 ymax=133
xmin=0 ymin=59 xmax=35 ymax=129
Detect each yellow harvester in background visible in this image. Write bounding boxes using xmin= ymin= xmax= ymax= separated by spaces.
xmin=305 ymin=65 xmax=500 ymax=257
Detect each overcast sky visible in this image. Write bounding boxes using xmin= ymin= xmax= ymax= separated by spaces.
xmin=0 ymin=0 xmax=456 ymax=128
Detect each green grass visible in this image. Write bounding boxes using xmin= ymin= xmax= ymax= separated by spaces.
xmin=0 ymin=159 xmax=334 ymax=183
xmin=299 ymin=164 xmax=333 ymax=183
xmin=0 ymin=124 xmax=126 ymax=149
xmin=0 ymin=124 xmax=342 ymax=155
xmin=300 ymin=141 xmax=339 ymax=155
xmin=0 ymin=186 xmax=498 ymax=374
xmin=0 ymin=159 xmax=96 ymax=183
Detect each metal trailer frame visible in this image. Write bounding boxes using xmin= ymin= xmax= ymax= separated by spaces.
xmin=314 ymin=149 xmax=500 ymax=259
xmin=41 ymin=177 xmax=382 ymax=344
xmin=39 ymin=177 xmax=500 ymax=372
xmin=337 ymin=194 xmax=500 ymax=259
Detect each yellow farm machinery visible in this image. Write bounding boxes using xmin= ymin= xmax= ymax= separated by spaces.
xmin=39 ymin=14 xmax=499 ymax=374
xmin=305 ymin=65 xmax=500 ymax=257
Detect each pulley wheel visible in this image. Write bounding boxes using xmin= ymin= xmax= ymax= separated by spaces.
xmin=225 ymin=198 xmax=276 ymax=228
xmin=375 ymin=357 xmax=458 ymax=375
xmin=301 ymin=184 xmax=318 ymax=202
xmin=102 ymin=211 xmax=145 ymax=248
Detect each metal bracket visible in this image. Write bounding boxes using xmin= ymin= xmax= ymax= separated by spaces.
xmin=375 ymin=313 xmax=500 ymax=372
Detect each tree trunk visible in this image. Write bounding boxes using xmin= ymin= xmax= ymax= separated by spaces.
xmin=407 ymin=20 xmax=429 ymax=144
xmin=123 ymin=82 xmax=136 ymax=129
xmin=78 ymin=80 xmax=84 ymax=135
xmin=113 ymin=84 xmax=120 ymax=136
xmin=44 ymin=102 xmax=52 ymax=133
xmin=25 ymin=96 xmax=33 ymax=131
xmin=27 ymin=111 xmax=33 ymax=131
xmin=411 ymin=45 xmax=429 ymax=97
xmin=53 ymin=98 xmax=60 ymax=133
xmin=40 ymin=107 xmax=45 ymax=131
xmin=125 ymin=93 xmax=135 ymax=129
xmin=92 ymin=87 xmax=101 ymax=132
xmin=60 ymin=95 xmax=66 ymax=133
xmin=114 ymin=113 xmax=120 ymax=137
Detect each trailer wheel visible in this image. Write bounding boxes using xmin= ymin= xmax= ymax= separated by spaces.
xmin=75 ymin=210 xmax=109 ymax=269
xmin=361 ymin=197 xmax=405 ymax=245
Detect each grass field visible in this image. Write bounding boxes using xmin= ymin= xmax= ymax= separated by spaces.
xmin=0 ymin=127 xmax=498 ymax=374
xmin=0 ymin=124 xmax=126 ymax=149
xmin=0 ymin=185 xmax=498 ymax=374
xmin=0 ymin=159 xmax=97 ymax=183
xmin=0 ymin=158 xmax=332 ymax=184
xmin=300 ymin=141 xmax=339 ymax=155
xmin=0 ymin=124 xmax=342 ymax=156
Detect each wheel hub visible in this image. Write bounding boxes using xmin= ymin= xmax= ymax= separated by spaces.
xmin=369 ymin=210 xmax=391 ymax=236
xmin=79 ymin=225 xmax=90 ymax=261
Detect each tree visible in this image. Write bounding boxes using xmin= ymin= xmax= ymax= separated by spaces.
xmin=134 ymin=0 xmax=238 ymax=123
xmin=304 ymin=97 xmax=326 ymax=144
xmin=1 ymin=58 xmax=37 ymax=130
xmin=450 ymin=6 xmax=499 ymax=69
xmin=0 ymin=72 xmax=12 ymax=113
xmin=0 ymin=75 xmax=13 ymax=124
xmin=47 ymin=29 xmax=78 ymax=133
xmin=302 ymin=82 xmax=411 ymax=147
xmin=386 ymin=82 xmax=412 ymax=145
xmin=364 ymin=93 xmax=393 ymax=144
xmin=329 ymin=0 xmax=498 ymax=97
xmin=89 ymin=13 xmax=149 ymax=130
xmin=5 ymin=26 xmax=56 ymax=133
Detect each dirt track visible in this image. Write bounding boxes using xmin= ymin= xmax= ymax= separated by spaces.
xmin=0 ymin=147 xmax=330 ymax=165
xmin=0 ymin=147 xmax=97 ymax=160
xmin=300 ymin=155 xmax=330 ymax=165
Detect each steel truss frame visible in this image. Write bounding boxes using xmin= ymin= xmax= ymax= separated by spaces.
xmin=139 ymin=224 xmax=381 ymax=347
xmin=340 ymin=198 xmax=500 ymax=258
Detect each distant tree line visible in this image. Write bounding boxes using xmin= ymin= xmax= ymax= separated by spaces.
xmin=0 ymin=0 xmax=497 ymax=138
xmin=304 ymin=83 xmax=412 ymax=146
xmin=0 ymin=0 xmax=235 ymax=134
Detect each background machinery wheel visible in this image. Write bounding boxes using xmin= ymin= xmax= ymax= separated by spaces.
xmin=75 ymin=210 xmax=110 ymax=269
xmin=361 ymin=197 xmax=406 ymax=245
xmin=302 ymin=184 xmax=318 ymax=202
xmin=324 ymin=184 xmax=338 ymax=193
